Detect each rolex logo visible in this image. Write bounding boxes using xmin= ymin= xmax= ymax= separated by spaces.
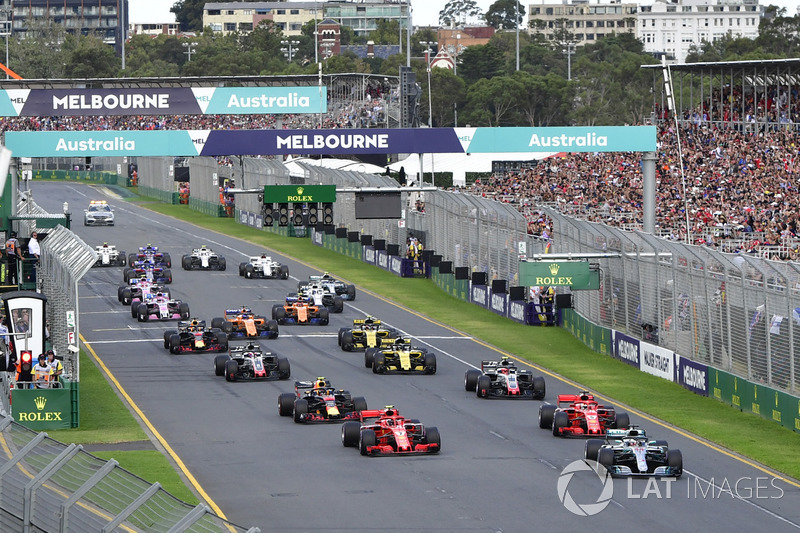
xmin=549 ymin=263 xmax=560 ymax=276
xmin=297 ymin=187 xmax=304 ymax=195
xmin=34 ymin=396 xmax=47 ymax=410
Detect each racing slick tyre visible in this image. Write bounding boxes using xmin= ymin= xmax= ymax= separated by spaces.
xmin=179 ymin=302 xmax=190 ymax=319
xmin=128 ymin=253 xmax=137 ymax=267
xmin=333 ymin=297 xmax=344 ymax=313
xmin=117 ymin=286 xmax=125 ymax=302
xmin=216 ymin=332 xmax=229 ymax=351
xmin=181 ymin=255 xmax=191 ymax=270
xmin=273 ymin=306 xmax=286 ymax=324
xmin=131 ymin=302 xmax=140 ymax=318
xmin=238 ymin=262 xmax=247 ymax=277
xmin=359 ymin=429 xmax=376 ymax=456
xmin=163 ymin=269 xmax=173 ymax=284
xmin=342 ymin=421 xmax=361 ymax=447
xmin=266 ymin=320 xmax=280 ymax=338
xmin=169 ymin=334 xmax=181 ymax=354
xmin=214 ymin=355 xmax=229 ymax=376
xmin=585 ymin=439 xmax=604 ymax=461
xmin=224 ymin=360 xmax=239 ymax=382
xmin=163 ymin=330 xmax=178 ymax=349
xmin=539 ymin=404 xmax=556 ymax=429
xmin=667 ymin=449 xmax=683 ymax=478
xmin=279 ymin=265 xmax=289 ymax=279
xmin=597 ymin=448 xmax=614 ymax=470
xmin=318 ymin=307 xmax=329 ymax=325
xmin=338 ymin=327 xmax=349 ymax=346
xmin=424 ymin=427 xmax=441 ymax=453
xmin=532 ymin=376 xmax=546 ymax=400
xmin=277 ymin=357 xmax=291 ymax=380
xmin=353 ymin=397 xmax=368 ymax=412
xmin=552 ymin=411 xmax=570 ymax=437
xmin=278 ymin=393 xmax=296 ymax=416
xmin=476 ymin=375 xmax=491 ymax=398
xmin=293 ymin=399 xmax=308 ymax=423
xmin=217 ymin=257 xmax=226 ymax=271
xmin=121 ymin=288 xmax=132 ymax=306
xmin=424 ymin=352 xmax=437 ymax=374
xmin=162 ymin=253 xmax=172 ymax=268
xmin=464 ymin=369 xmax=481 ymax=391
xmin=614 ymin=412 xmax=630 ymax=429
xmin=211 ymin=317 xmax=225 ymax=330
xmin=123 ymin=268 xmax=133 ymax=283
xmin=117 ymin=252 xmax=127 ymax=267
xmin=221 ymin=321 xmax=233 ymax=334
xmin=372 ymin=353 xmax=386 ymax=374
xmin=297 ymin=281 xmax=305 ymax=291
xmin=245 ymin=264 xmax=255 ymax=279
xmin=365 ymin=348 xmax=378 ymax=368
xmin=346 ymin=284 xmax=356 ymax=301
xmin=137 ymin=304 xmax=149 ymax=322
xmin=340 ymin=331 xmax=354 ymax=351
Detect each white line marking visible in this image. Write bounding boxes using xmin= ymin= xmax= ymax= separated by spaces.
xmin=489 ymin=431 xmax=507 ymax=440
xmin=84 ymin=339 xmax=161 ymax=344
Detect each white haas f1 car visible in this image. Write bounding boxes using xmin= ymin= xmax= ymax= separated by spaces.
xmin=464 ymin=357 xmax=546 ymax=400
xmin=214 ymin=343 xmax=290 ymax=382
xmin=584 ymin=426 xmax=683 ymax=478
xmin=239 ymin=254 xmax=289 ymax=279
xmin=135 ymin=293 xmax=190 ymax=322
xmin=181 ymin=245 xmax=227 ymax=271
xmin=94 ymin=243 xmax=126 ymax=267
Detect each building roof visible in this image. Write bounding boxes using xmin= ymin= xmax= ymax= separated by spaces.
xmin=205 ymin=2 xmax=321 ymax=10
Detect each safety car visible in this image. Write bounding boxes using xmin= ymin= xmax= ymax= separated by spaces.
xmin=278 ymin=377 xmax=368 ymax=423
xmin=181 ymin=245 xmax=227 ymax=271
xmin=238 ymin=254 xmax=289 ymax=279
xmin=93 ymin=243 xmax=126 ymax=267
xmin=211 ymin=307 xmax=279 ymax=339
xmin=84 ymin=200 xmax=115 ymax=226
xmin=365 ymin=338 xmax=436 ymax=374
xmin=584 ymin=426 xmax=683 ymax=478
xmin=272 ymin=298 xmax=329 ymax=325
xmin=338 ymin=316 xmax=400 ymax=351
xmin=299 ymin=272 xmax=356 ymax=301
xmin=134 ymin=293 xmax=190 ymax=322
xmin=213 ymin=343 xmax=290 ymax=382
xmin=163 ymin=318 xmax=229 ymax=354
xmin=341 ymin=406 xmax=441 ymax=456
xmin=538 ymin=391 xmax=630 ymax=437
xmin=128 ymin=244 xmax=172 ymax=268
xmin=464 ymin=357 xmax=546 ymax=399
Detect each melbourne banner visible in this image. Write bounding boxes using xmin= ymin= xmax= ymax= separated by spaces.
xmin=0 ymin=87 xmax=328 ymax=116
xmin=5 ymin=126 xmax=657 ymax=157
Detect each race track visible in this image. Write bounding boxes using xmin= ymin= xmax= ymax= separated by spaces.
xmin=31 ymin=181 xmax=800 ymax=532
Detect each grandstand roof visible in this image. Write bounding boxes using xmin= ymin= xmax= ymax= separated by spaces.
xmin=642 ymin=58 xmax=800 ymax=88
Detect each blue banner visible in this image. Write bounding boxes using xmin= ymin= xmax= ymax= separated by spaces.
xmin=489 ymin=291 xmax=508 ymax=317
xmin=676 ymin=355 xmax=709 ymax=396
xmin=471 ymin=284 xmax=488 ymax=308
xmin=613 ymin=331 xmax=640 ymax=368
xmin=508 ymin=300 xmax=527 ymax=324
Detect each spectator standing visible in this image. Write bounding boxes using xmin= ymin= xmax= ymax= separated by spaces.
xmin=46 ymin=349 xmax=63 ymax=386
xmin=4 ymin=231 xmax=18 ymax=285
xmin=32 ymin=354 xmax=51 ymax=388
xmin=27 ymin=232 xmax=40 ymax=259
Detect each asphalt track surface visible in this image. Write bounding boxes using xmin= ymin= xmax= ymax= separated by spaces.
xmin=32 ymin=181 xmax=800 ymax=532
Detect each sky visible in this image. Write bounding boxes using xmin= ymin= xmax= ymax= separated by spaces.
xmin=130 ymin=0 xmax=799 ymax=29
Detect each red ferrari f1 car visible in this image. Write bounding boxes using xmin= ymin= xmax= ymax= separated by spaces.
xmin=341 ymin=406 xmax=441 ymax=456
xmin=538 ymin=391 xmax=630 ymax=437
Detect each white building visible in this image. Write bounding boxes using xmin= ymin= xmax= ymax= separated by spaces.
xmin=637 ymin=0 xmax=761 ymax=62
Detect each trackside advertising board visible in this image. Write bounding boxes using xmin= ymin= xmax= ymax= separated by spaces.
xmin=6 ymin=126 xmax=657 ymax=157
xmin=613 ymin=331 xmax=640 ymax=368
xmin=0 ymin=87 xmax=328 ymax=116
xmin=675 ymin=355 xmax=708 ymax=396
xmin=639 ymin=342 xmax=674 ymax=382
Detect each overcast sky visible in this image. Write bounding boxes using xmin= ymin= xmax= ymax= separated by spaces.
xmin=130 ymin=0 xmax=799 ymax=30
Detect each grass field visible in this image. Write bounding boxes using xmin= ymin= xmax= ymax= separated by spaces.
xmin=49 ymin=193 xmax=800 ymax=506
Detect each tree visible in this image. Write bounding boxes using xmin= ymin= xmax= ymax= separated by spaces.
xmin=485 ymin=0 xmax=525 ymax=30
xmin=62 ymin=34 xmax=120 ymax=78
xmin=172 ymin=0 xmax=206 ymax=32
xmin=439 ymin=0 xmax=484 ymax=27
xmin=456 ymin=44 xmax=505 ymax=86
xmin=509 ymin=71 xmax=570 ymax=126
xmin=464 ymin=75 xmax=525 ymax=126
xmin=426 ymin=68 xmax=466 ymax=126
xmin=11 ymin=19 xmax=67 ymax=79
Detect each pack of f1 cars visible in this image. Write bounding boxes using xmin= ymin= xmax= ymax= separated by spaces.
xmin=213 ymin=343 xmax=290 ymax=382
xmin=464 ymin=357 xmax=546 ymax=400
xmin=118 ymin=278 xmax=170 ymax=306
xmin=182 ymin=245 xmax=227 ymax=271
xmin=364 ymin=338 xmax=436 ymax=374
xmin=338 ymin=316 xmax=400 ymax=351
xmin=341 ymin=406 xmax=441 ymax=456
xmin=123 ymin=263 xmax=173 ymax=284
xmin=84 ymin=200 xmax=115 ymax=226
xmin=211 ymin=307 xmax=279 ymax=339
xmin=128 ymin=244 xmax=172 ymax=268
xmin=584 ymin=426 xmax=682 ymax=478
xmin=163 ymin=318 xmax=229 ymax=354
xmin=272 ymin=299 xmax=329 ymax=325
xmin=538 ymin=391 xmax=630 ymax=437
xmin=298 ymin=272 xmax=356 ymax=301
xmin=294 ymin=283 xmax=344 ymax=313
xmin=134 ymin=293 xmax=190 ymax=322
xmin=278 ymin=377 xmax=368 ymax=423
xmin=238 ymin=254 xmax=289 ymax=279
xmin=93 ymin=243 xmax=126 ymax=267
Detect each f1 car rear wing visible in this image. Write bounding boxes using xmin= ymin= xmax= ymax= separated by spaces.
xmin=480 ymin=360 xmax=518 ymax=373
xmin=557 ymin=392 xmax=597 ymax=405
xmin=295 ymin=378 xmax=333 ymax=390
xmin=353 ymin=318 xmax=381 ymax=327
xmin=606 ymin=427 xmax=647 ymax=440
